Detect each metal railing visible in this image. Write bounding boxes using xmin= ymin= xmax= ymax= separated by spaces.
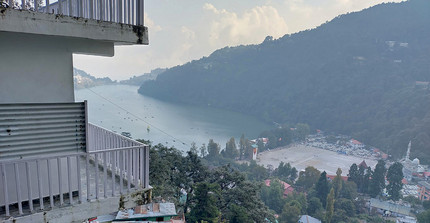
xmin=0 ymin=123 xmax=149 ymax=217
xmin=4 ymin=0 xmax=144 ymax=26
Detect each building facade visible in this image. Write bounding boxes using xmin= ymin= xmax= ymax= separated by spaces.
xmin=0 ymin=1 xmax=150 ymax=222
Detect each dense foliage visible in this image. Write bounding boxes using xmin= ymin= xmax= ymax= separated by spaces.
xmin=146 ymin=137 xmax=410 ymax=223
xmin=139 ymin=0 xmax=430 ymax=163
xmin=146 ymin=142 xmax=274 ymax=222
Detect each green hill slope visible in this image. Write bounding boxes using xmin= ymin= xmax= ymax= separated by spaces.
xmin=139 ymin=0 xmax=430 ymax=163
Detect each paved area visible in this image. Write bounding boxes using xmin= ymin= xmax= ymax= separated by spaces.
xmin=256 ymin=144 xmax=378 ymax=175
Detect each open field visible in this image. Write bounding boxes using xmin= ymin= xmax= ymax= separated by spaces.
xmin=256 ymin=144 xmax=378 ymax=175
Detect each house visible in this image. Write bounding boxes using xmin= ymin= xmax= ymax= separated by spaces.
xmin=252 ymin=144 xmax=258 ymax=160
xmin=327 ymin=175 xmax=348 ymax=182
xmin=298 ymin=215 xmax=322 ymax=223
xmin=370 ymin=198 xmax=412 ymax=217
xmin=359 ymin=160 xmax=368 ymax=169
xmin=265 ymin=179 xmax=294 ymax=196
xmin=417 ymin=181 xmax=430 ymax=201
xmin=349 ymin=139 xmax=365 ymax=149
xmin=0 ymin=1 xmax=151 ymax=222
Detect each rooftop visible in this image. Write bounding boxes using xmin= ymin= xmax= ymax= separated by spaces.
xmin=298 ymin=215 xmax=322 ymax=223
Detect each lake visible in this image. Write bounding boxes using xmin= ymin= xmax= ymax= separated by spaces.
xmin=75 ymin=85 xmax=271 ymax=152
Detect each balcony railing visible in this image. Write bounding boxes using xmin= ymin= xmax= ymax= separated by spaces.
xmin=4 ymin=0 xmax=144 ymax=26
xmin=0 ymin=123 xmax=149 ymax=217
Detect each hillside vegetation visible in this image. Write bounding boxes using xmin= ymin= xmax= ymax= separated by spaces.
xmin=139 ymin=0 xmax=430 ymax=163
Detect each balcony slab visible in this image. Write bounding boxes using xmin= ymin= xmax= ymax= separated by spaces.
xmin=0 ymin=8 xmax=148 ymax=45
xmin=2 ymin=188 xmax=152 ymax=223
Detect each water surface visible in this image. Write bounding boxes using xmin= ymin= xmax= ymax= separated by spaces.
xmin=75 ymin=85 xmax=271 ymax=151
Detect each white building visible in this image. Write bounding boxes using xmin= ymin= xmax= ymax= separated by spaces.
xmin=0 ymin=1 xmax=150 ymax=222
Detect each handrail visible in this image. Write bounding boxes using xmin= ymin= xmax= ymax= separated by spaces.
xmin=4 ymin=0 xmax=144 ymax=26
xmin=0 ymin=122 xmax=149 ymax=217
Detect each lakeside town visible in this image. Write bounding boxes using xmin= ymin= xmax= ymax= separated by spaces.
xmin=253 ymin=131 xmax=430 ymax=223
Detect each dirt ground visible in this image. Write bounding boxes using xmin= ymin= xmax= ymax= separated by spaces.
xmin=256 ymin=144 xmax=378 ymax=175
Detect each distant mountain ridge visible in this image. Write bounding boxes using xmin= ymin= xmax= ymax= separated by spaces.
xmin=73 ymin=68 xmax=115 ymax=89
xmin=119 ymin=68 xmax=166 ymax=86
xmin=138 ymin=0 xmax=430 ymax=163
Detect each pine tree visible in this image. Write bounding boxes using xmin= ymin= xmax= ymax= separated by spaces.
xmin=188 ymin=182 xmax=220 ymax=223
xmin=207 ymin=139 xmax=220 ymax=160
xmin=362 ymin=166 xmax=372 ymax=194
xmin=369 ymin=160 xmax=386 ymax=197
xmin=223 ymin=137 xmax=239 ymax=159
xmin=348 ymin=163 xmax=359 ymax=185
xmin=358 ymin=165 xmax=365 ymax=192
xmin=386 ymin=162 xmax=404 ymax=201
xmin=333 ymin=168 xmax=343 ymax=198
xmin=325 ymin=188 xmax=335 ymax=223
xmin=316 ymin=171 xmax=329 ymax=207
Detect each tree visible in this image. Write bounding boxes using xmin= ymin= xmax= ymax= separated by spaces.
xmin=285 ymin=192 xmax=307 ymax=215
xmin=333 ymin=168 xmax=343 ymax=198
xmin=418 ymin=210 xmax=430 ymax=223
xmin=239 ymin=134 xmax=246 ymax=160
xmin=280 ymin=200 xmax=301 ymax=223
xmin=296 ymin=166 xmax=321 ymax=190
xmin=340 ymin=181 xmax=358 ymax=200
xmin=358 ymin=165 xmax=366 ymax=192
xmin=294 ymin=123 xmax=310 ymax=141
xmin=260 ymin=179 xmax=286 ymax=213
xmin=223 ymin=137 xmax=239 ymax=159
xmin=246 ymin=160 xmax=269 ymax=181
xmin=348 ymin=163 xmax=360 ymax=185
xmin=362 ymin=166 xmax=372 ymax=194
xmin=227 ymin=204 xmax=251 ymax=223
xmin=274 ymin=162 xmax=297 ymax=182
xmin=369 ymin=160 xmax=386 ymax=197
xmin=200 ymin=143 xmax=207 ymax=157
xmin=386 ymin=162 xmax=404 ymax=201
xmin=190 ymin=142 xmax=198 ymax=155
xmin=188 ymin=182 xmax=221 ymax=223
xmin=335 ymin=198 xmax=355 ymax=217
xmin=316 ymin=171 xmax=329 ymax=206
xmin=325 ymin=188 xmax=335 ymax=223
xmin=207 ymin=139 xmax=220 ymax=160
xmin=211 ymin=166 xmax=274 ymax=223
xmin=424 ymin=200 xmax=430 ymax=210
xmin=307 ymin=197 xmax=323 ymax=217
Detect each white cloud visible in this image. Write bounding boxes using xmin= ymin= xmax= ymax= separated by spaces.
xmin=203 ymin=3 xmax=289 ymax=47
xmin=281 ymin=0 xmax=405 ymax=33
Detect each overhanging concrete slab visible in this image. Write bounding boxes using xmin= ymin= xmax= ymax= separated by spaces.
xmin=0 ymin=8 xmax=148 ymax=45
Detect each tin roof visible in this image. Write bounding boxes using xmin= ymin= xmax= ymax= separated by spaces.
xmin=298 ymin=215 xmax=322 ymax=223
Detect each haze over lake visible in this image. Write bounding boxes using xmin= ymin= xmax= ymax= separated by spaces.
xmin=75 ymin=85 xmax=271 ymax=151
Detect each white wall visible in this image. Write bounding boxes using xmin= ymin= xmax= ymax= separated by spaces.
xmin=0 ymin=32 xmax=113 ymax=103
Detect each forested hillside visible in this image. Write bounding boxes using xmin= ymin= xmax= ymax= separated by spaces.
xmin=139 ymin=0 xmax=430 ymax=163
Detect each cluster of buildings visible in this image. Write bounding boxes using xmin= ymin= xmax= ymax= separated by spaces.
xmin=304 ymin=134 xmax=387 ymax=161
xmin=400 ymin=141 xmax=430 ymax=202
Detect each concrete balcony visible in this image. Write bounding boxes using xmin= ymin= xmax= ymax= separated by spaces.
xmin=0 ymin=0 xmax=148 ymax=45
xmin=0 ymin=103 xmax=150 ymax=222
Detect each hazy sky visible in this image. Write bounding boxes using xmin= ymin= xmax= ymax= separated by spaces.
xmin=73 ymin=0 xmax=403 ymax=80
